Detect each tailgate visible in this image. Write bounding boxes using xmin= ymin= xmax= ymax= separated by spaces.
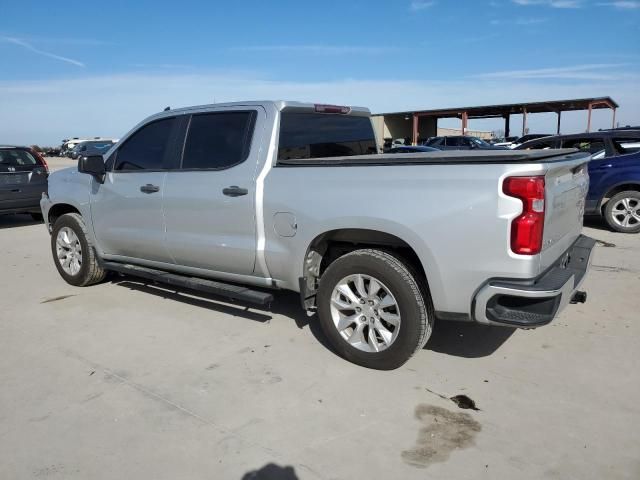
xmin=539 ymin=153 xmax=589 ymax=272
xmin=0 ymin=170 xmax=48 ymax=201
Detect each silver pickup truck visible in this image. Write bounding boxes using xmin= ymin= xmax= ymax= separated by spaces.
xmin=41 ymin=101 xmax=595 ymax=369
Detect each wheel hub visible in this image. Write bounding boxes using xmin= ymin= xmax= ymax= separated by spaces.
xmin=329 ymin=273 xmax=401 ymax=353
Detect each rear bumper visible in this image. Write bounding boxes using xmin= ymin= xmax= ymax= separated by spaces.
xmin=473 ymin=235 xmax=596 ymax=327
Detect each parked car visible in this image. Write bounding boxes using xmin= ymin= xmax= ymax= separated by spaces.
xmin=424 ymin=136 xmax=508 ymax=150
xmin=70 ymin=140 xmax=116 ymax=159
xmin=41 ymin=101 xmax=594 ymax=369
xmin=494 ymin=134 xmax=553 ymax=149
xmin=516 ymin=130 xmax=640 ymax=233
xmin=0 ymin=146 xmax=49 ymax=220
xmin=385 ymin=145 xmax=440 ymax=154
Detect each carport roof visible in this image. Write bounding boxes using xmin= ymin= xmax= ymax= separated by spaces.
xmin=373 ymin=97 xmax=618 ymax=119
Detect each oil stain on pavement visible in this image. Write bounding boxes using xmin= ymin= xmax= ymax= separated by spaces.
xmin=402 ymin=404 xmax=481 ymax=468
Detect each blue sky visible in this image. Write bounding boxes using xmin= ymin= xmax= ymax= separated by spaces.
xmin=1 ymin=0 xmax=639 ymax=144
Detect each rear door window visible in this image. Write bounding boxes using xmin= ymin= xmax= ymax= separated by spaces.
xmin=445 ymin=137 xmax=461 ymax=147
xmin=612 ymin=137 xmax=640 ymax=155
xmin=114 ymin=118 xmax=176 ymax=171
xmin=181 ymin=111 xmax=256 ymax=170
xmin=278 ymin=113 xmax=377 ymax=161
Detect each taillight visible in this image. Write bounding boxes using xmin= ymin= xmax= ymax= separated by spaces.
xmin=32 ymin=150 xmax=49 ymax=174
xmin=503 ymin=176 xmax=545 ymax=255
xmin=314 ymin=104 xmax=351 ymax=114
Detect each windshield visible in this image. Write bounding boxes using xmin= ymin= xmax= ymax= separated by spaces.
xmin=86 ymin=142 xmax=113 ymax=150
xmin=470 ymin=137 xmax=490 ymax=147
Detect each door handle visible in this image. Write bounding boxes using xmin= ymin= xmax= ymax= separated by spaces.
xmin=140 ymin=184 xmax=160 ymax=194
xmin=223 ymin=186 xmax=248 ymax=197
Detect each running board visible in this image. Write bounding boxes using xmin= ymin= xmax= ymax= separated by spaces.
xmin=102 ymin=262 xmax=274 ymax=306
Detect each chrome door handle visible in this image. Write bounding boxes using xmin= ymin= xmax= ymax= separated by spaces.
xmin=140 ymin=184 xmax=160 ymax=194
xmin=223 ymin=186 xmax=248 ymax=197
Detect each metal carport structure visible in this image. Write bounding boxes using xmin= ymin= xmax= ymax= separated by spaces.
xmin=372 ymin=96 xmax=619 ymax=145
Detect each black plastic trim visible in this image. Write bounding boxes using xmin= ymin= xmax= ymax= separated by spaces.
xmin=102 ymin=261 xmax=273 ymax=306
xmin=480 ymin=235 xmax=595 ymax=327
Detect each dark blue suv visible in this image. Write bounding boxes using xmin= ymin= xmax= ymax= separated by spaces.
xmin=516 ymin=130 xmax=640 ymax=233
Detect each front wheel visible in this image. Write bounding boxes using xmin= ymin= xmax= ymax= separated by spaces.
xmin=316 ymin=249 xmax=433 ymax=370
xmin=604 ymin=191 xmax=640 ymax=233
xmin=51 ymin=213 xmax=106 ymax=286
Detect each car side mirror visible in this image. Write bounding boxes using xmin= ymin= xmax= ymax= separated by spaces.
xmin=78 ymin=155 xmax=106 ymax=183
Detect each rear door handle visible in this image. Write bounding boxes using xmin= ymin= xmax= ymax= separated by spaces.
xmin=223 ymin=186 xmax=248 ymax=197
xmin=140 ymin=184 xmax=160 ymax=194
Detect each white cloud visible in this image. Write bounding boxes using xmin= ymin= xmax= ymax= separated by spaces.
xmin=512 ymin=0 xmax=584 ymax=7
xmin=597 ymin=1 xmax=640 ymax=8
xmin=475 ymin=63 xmax=630 ymax=80
xmin=0 ymin=36 xmax=85 ymax=67
xmin=230 ymin=45 xmax=399 ymax=55
xmin=0 ymin=71 xmax=637 ymax=145
xmin=410 ymin=1 xmax=436 ymax=11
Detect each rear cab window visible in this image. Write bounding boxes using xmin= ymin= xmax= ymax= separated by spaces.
xmin=277 ymin=112 xmax=377 ymax=161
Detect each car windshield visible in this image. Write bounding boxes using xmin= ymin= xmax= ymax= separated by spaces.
xmin=87 ymin=142 xmax=113 ymax=150
xmin=471 ymin=137 xmax=490 ymax=147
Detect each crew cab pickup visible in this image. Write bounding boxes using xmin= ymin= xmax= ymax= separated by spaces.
xmin=41 ymin=101 xmax=595 ymax=369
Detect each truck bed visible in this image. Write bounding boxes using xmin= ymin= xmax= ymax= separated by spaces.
xmin=277 ymin=148 xmax=586 ymax=166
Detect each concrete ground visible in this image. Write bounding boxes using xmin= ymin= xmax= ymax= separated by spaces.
xmin=1 ymin=166 xmax=638 ymax=479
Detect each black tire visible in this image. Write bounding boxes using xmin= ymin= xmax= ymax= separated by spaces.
xmin=604 ymin=191 xmax=640 ymax=233
xmin=316 ymin=249 xmax=434 ymax=370
xmin=30 ymin=212 xmax=43 ymax=222
xmin=51 ymin=213 xmax=106 ymax=286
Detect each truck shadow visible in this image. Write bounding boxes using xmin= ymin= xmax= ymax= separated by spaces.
xmin=113 ymin=277 xmax=514 ymax=359
xmin=0 ymin=214 xmax=41 ymax=230
xmin=583 ymin=215 xmax=613 ymax=232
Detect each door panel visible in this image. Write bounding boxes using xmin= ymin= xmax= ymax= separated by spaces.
xmin=90 ymin=116 xmax=178 ymax=263
xmin=91 ymin=172 xmax=170 ymax=261
xmin=163 ymin=107 xmax=264 ymax=275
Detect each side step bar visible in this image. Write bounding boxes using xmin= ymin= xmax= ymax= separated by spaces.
xmin=102 ymin=262 xmax=274 ymax=306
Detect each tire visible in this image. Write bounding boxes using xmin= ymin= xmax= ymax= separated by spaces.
xmin=316 ymin=249 xmax=434 ymax=370
xmin=51 ymin=213 xmax=106 ymax=286
xmin=30 ymin=212 xmax=43 ymax=222
xmin=604 ymin=191 xmax=640 ymax=233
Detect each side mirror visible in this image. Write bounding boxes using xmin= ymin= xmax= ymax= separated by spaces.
xmin=78 ymin=155 xmax=106 ymax=183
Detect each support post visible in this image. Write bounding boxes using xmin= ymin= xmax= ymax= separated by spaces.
xmin=412 ymin=113 xmax=419 ymax=145
xmin=522 ymin=108 xmax=527 ymax=137
xmin=556 ymin=111 xmax=562 ymax=135
xmin=504 ymin=115 xmax=510 ymax=138
xmin=461 ymin=111 xmax=468 ymax=136
xmin=587 ymin=102 xmax=593 ymax=132
xmin=612 ymin=108 xmax=617 ymax=129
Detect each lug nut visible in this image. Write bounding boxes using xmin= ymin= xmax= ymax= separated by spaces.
xmin=356 ymin=307 xmax=361 ymax=312
xmin=359 ymin=299 xmax=365 ymax=304
xmin=360 ymin=316 xmax=366 ymax=321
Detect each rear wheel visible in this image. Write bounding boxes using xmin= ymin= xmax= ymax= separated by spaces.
xmin=51 ymin=213 xmax=106 ymax=286
xmin=317 ymin=249 xmax=433 ymax=370
xmin=604 ymin=191 xmax=640 ymax=233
